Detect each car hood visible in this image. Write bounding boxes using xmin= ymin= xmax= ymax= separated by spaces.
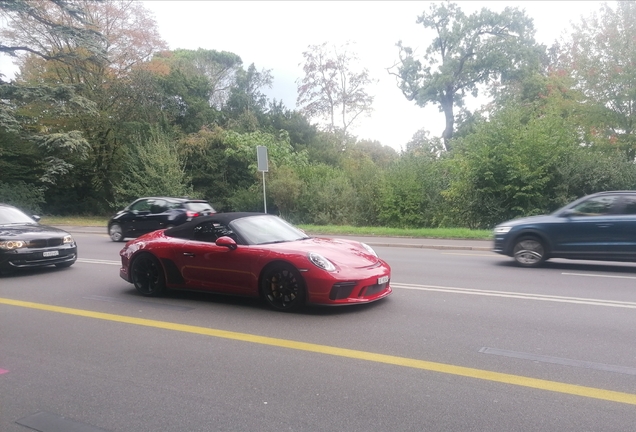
xmin=266 ymin=237 xmax=381 ymax=269
xmin=0 ymin=224 xmax=71 ymax=239
xmin=496 ymin=214 xmax=557 ymax=228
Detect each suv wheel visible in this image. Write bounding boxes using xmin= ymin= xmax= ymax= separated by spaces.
xmin=513 ymin=236 xmax=546 ymax=267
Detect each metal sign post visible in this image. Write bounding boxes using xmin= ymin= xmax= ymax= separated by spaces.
xmin=256 ymin=146 xmax=269 ymax=213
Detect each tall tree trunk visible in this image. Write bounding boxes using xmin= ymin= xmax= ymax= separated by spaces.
xmin=441 ymin=90 xmax=454 ymax=151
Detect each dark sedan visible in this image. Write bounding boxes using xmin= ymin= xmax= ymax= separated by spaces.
xmin=0 ymin=204 xmax=77 ymax=273
xmin=493 ymin=190 xmax=636 ymax=267
xmin=108 ymin=197 xmax=215 ymax=242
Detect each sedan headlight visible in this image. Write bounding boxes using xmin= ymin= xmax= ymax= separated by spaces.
xmin=360 ymin=242 xmax=378 ymax=257
xmin=0 ymin=240 xmax=28 ymax=250
xmin=494 ymin=226 xmax=512 ymax=234
xmin=308 ymin=252 xmax=336 ymax=272
xmin=63 ymin=235 xmax=74 ymax=244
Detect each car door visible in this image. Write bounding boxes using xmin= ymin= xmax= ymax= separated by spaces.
xmin=552 ymin=194 xmax=622 ymax=258
xmin=125 ymin=199 xmax=154 ymax=236
xmin=144 ymin=199 xmax=169 ymax=233
xmin=172 ymin=221 xmax=265 ymax=295
xmin=604 ymin=194 xmax=636 ymax=258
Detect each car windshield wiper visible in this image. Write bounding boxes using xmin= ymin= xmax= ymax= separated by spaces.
xmin=259 ymin=239 xmax=291 ymax=245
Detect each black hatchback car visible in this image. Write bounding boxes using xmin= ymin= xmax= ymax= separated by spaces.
xmin=493 ymin=191 xmax=636 ymax=267
xmin=0 ymin=203 xmax=77 ymax=273
xmin=108 ymin=197 xmax=215 ymax=242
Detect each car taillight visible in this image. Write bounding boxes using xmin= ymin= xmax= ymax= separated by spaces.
xmin=186 ymin=210 xmax=200 ymax=217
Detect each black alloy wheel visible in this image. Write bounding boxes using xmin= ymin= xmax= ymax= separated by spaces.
xmin=261 ymin=264 xmax=306 ymax=312
xmin=513 ymin=236 xmax=546 ymax=267
xmin=131 ymin=253 xmax=166 ymax=296
xmin=109 ymin=223 xmax=125 ymax=242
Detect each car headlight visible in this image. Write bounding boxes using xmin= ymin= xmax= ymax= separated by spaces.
xmin=63 ymin=235 xmax=74 ymax=244
xmin=494 ymin=226 xmax=512 ymax=234
xmin=360 ymin=242 xmax=377 ymax=257
xmin=0 ymin=240 xmax=28 ymax=250
xmin=308 ymin=252 xmax=336 ymax=272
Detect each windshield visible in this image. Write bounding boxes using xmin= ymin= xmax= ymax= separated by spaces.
xmin=230 ymin=215 xmax=309 ymax=245
xmin=0 ymin=206 xmax=37 ymax=225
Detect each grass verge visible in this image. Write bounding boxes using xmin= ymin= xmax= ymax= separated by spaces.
xmin=40 ymin=216 xmax=492 ymax=240
xmin=40 ymin=216 xmax=108 ymax=227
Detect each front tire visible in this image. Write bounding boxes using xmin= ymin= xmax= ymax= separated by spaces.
xmin=131 ymin=253 xmax=165 ymax=296
xmin=260 ymin=263 xmax=306 ymax=312
xmin=109 ymin=223 xmax=125 ymax=242
xmin=513 ymin=236 xmax=546 ymax=267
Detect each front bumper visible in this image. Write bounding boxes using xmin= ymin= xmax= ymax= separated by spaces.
xmin=0 ymin=244 xmax=77 ymax=269
xmin=493 ymin=235 xmax=507 ymax=254
xmin=303 ymin=261 xmax=392 ymax=306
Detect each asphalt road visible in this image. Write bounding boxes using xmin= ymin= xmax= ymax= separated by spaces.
xmin=1 ymin=231 xmax=636 ymax=431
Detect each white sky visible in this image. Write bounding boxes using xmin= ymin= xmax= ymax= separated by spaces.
xmin=1 ymin=1 xmax=606 ymax=151
xmin=142 ymin=1 xmax=604 ymax=151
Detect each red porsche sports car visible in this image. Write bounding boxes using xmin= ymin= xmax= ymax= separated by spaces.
xmin=119 ymin=212 xmax=392 ymax=311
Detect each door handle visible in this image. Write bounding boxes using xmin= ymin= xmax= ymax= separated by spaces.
xmin=183 ymin=252 xmax=195 ymax=257
xmin=596 ymin=224 xmax=612 ymax=228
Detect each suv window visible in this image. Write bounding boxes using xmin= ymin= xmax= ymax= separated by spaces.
xmin=620 ymin=195 xmax=636 ymax=215
xmin=570 ymin=195 xmax=617 ymax=216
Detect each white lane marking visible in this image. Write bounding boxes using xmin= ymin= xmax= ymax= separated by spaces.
xmin=75 ymin=259 xmax=636 ymax=308
xmin=441 ymin=252 xmax=498 ymax=257
xmin=77 ymin=258 xmax=120 ymax=266
xmin=391 ymin=283 xmax=636 ymax=309
xmin=562 ymin=272 xmax=636 ymax=280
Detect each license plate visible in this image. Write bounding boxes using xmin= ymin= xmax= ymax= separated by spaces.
xmin=377 ymin=275 xmax=389 ymax=285
xmin=43 ymin=250 xmax=59 ymax=257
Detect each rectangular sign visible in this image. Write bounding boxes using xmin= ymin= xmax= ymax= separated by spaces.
xmin=257 ymin=146 xmax=269 ymax=172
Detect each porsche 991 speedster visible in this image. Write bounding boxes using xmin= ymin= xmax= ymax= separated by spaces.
xmin=119 ymin=212 xmax=392 ymax=311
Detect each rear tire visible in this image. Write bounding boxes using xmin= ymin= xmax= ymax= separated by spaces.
xmin=131 ymin=253 xmax=165 ymax=296
xmin=109 ymin=223 xmax=125 ymax=242
xmin=513 ymin=236 xmax=546 ymax=267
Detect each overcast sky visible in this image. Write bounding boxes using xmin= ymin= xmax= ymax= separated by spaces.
xmin=1 ymin=1 xmax=607 ymax=151
xmin=143 ymin=1 xmax=606 ymax=151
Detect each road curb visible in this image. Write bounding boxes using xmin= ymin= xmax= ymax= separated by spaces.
xmin=56 ymin=226 xmax=493 ymax=252
xmin=364 ymin=242 xmax=492 ymax=251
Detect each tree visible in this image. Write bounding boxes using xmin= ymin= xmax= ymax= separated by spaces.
xmin=297 ymin=42 xmax=374 ymax=138
xmin=225 ymin=63 xmax=273 ymax=118
xmin=391 ymin=2 xmax=539 ymax=150
xmin=2 ymin=0 xmax=169 ymax=212
xmin=442 ymin=86 xmax=636 ymax=229
xmin=153 ymin=48 xmax=243 ymax=110
xmin=0 ymin=0 xmax=104 ymax=192
xmin=404 ymin=129 xmax=445 ymax=158
xmin=565 ymin=1 xmax=636 ymax=160
xmin=0 ymin=0 xmax=105 ymax=63
xmin=111 ymin=126 xmax=193 ymax=208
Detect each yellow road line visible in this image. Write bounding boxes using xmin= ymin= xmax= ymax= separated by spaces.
xmin=2 ymin=297 xmax=636 ymax=406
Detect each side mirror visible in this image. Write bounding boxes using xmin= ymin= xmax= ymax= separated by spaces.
xmin=31 ymin=215 xmax=41 ymax=223
xmin=216 ymin=236 xmax=237 ymax=250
